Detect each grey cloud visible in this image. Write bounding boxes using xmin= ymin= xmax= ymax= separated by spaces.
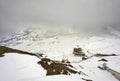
xmin=0 ymin=0 xmax=120 ymax=36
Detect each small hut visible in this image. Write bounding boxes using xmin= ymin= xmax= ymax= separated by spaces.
xmin=73 ymin=48 xmax=85 ymax=56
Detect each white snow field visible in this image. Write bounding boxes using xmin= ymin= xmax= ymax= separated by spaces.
xmin=0 ymin=27 xmax=120 ymax=81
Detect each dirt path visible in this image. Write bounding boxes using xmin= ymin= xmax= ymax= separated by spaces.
xmin=107 ymin=68 xmax=120 ymax=81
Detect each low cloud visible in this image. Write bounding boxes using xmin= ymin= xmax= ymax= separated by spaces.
xmin=0 ymin=0 xmax=120 ymax=36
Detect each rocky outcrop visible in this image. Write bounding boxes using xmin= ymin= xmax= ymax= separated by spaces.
xmin=38 ymin=58 xmax=82 ymax=75
xmin=0 ymin=45 xmax=43 ymax=57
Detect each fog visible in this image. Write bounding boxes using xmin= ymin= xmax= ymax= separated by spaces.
xmin=0 ymin=0 xmax=120 ymax=35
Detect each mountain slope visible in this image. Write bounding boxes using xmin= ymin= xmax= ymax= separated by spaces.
xmin=0 ymin=27 xmax=120 ymax=81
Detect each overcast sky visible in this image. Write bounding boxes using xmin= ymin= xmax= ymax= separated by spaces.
xmin=0 ymin=0 xmax=120 ymax=35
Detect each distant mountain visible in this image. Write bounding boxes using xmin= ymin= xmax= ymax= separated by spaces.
xmin=0 ymin=26 xmax=120 ymax=55
xmin=0 ymin=27 xmax=77 ymax=46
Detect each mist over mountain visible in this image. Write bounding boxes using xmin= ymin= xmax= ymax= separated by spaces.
xmin=0 ymin=0 xmax=120 ymax=37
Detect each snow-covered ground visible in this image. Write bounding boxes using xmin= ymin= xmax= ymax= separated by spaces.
xmin=0 ymin=53 xmax=46 ymax=81
xmin=0 ymin=27 xmax=120 ymax=81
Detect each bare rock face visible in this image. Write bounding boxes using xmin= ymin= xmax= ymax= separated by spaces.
xmin=38 ymin=58 xmax=81 ymax=75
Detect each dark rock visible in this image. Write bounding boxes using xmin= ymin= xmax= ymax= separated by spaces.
xmin=73 ymin=48 xmax=85 ymax=56
xmin=98 ymin=58 xmax=108 ymax=62
xmin=82 ymin=78 xmax=92 ymax=81
xmin=0 ymin=45 xmax=43 ymax=58
xmin=95 ymin=54 xmax=117 ymax=57
xmin=38 ymin=58 xmax=81 ymax=75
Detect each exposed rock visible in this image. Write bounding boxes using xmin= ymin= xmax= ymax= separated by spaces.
xmin=38 ymin=58 xmax=82 ymax=75
xmin=73 ymin=48 xmax=85 ymax=56
xmin=95 ymin=54 xmax=117 ymax=57
xmin=82 ymin=78 xmax=93 ymax=81
xmin=98 ymin=58 xmax=108 ymax=62
xmin=0 ymin=45 xmax=43 ymax=58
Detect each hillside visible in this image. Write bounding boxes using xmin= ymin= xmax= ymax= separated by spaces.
xmin=0 ymin=27 xmax=120 ymax=81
